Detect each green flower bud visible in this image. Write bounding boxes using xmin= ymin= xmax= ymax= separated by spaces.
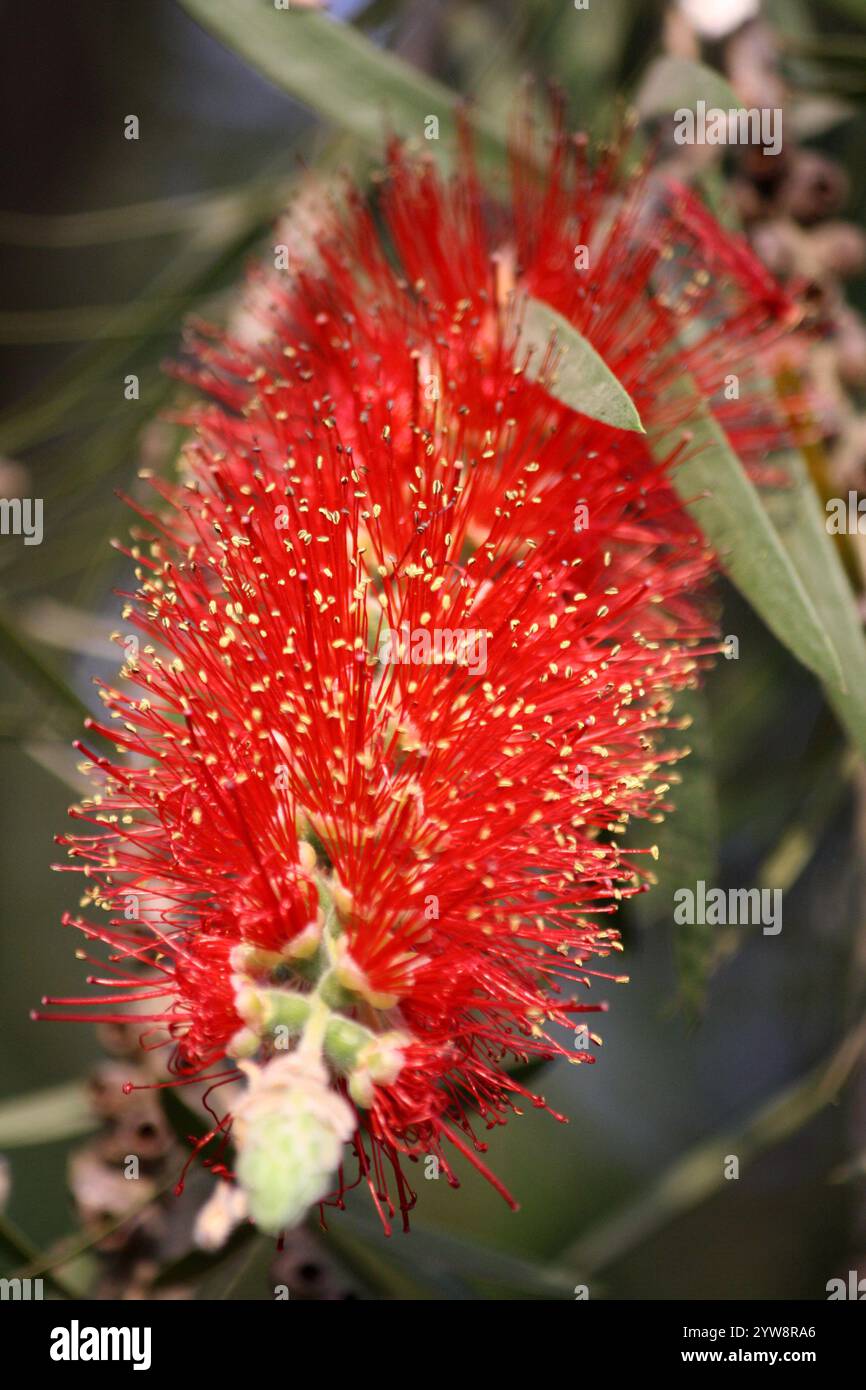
xmin=233 ymin=981 xmax=312 ymax=1045
xmin=232 ymin=1054 xmax=355 ymax=1234
xmin=348 ymin=1031 xmax=409 ymax=1108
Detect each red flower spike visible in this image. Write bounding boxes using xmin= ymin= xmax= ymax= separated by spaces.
xmin=39 ymin=124 xmax=795 ymax=1238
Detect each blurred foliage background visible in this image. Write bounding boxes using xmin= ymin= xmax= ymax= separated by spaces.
xmin=3 ymin=0 xmax=866 ymax=1300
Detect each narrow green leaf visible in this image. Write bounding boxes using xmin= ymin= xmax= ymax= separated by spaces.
xmin=783 ymin=34 xmax=866 ymax=60
xmin=0 ymin=1214 xmax=83 ymax=1298
xmin=826 ymin=0 xmax=866 ymax=24
xmin=0 ymin=303 xmax=186 ymax=346
xmin=152 ymin=1223 xmax=257 ymax=1291
xmin=178 ymin=1 xmax=509 ymax=172
xmin=666 ymin=692 xmax=718 ymax=1018
xmin=213 ymin=1233 xmax=276 ymax=1301
xmin=317 ymin=1219 xmax=429 ymax=1299
xmin=758 ymin=747 xmax=858 ymax=893
xmin=0 ymin=1082 xmax=95 ymax=1148
xmin=0 ymin=182 xmax=276 ymax=454
xmin=635 ymin=55 xmax=739 ymax=120
xmin=655 ymin=399 xmax=844 ymax=690
xmin=521 ymin=298 xmax=645 ymax=433
xmin=0 ymin=703 xmax=65 ymax=741
xmin=763 ymin=450 xmax=866 ymax=758
xmin=631 ymin=690 xmax=719 ymax=1019
xmin=159 ymin=1084 xmax=236 ymax=1171
xmin=160 ymin=1085 xmax=216 ymax=1149
xmin=559 ymin=1017 xmax=866 ymax=1276
xmin=0 ymin=180 xmax=290 ymax=247
xmin=0 ymin=607 xmax=89 ymax=731
xmin=22 ymin=743 xmax=88 ymax=795
xmin=339 ymin=1205 xmax=576 ymax=1298
xmin=16 ymin=1178 xmax=174 ymax=1285
xmin=831 ymin=1148 xmax=866 ymax=1183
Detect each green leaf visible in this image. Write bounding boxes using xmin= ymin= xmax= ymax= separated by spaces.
xmin=520 ymin=298 xmax=645 ymax=433
xmin=0 ymin=1082 xmax=95 ymax=1147
xmin=152 ymin=1223 xmax=257 ymax=1291
xmin=0 ymin=180 xmax=290 ymax=247
xmin=631 ymin=689 xmax=719 ymax=1019
xmin=304 ymin=1212 xmax=415 ymax=1298
xmin=213 ymin=1233 xmax=276 ymax=1300
xmin=0 ymin=304 xmax=188 ymax=346
xmin=763 ymin=450 xmax=866 ymax=759
xmin=558 ymin=1017 xmax=866 ymax=1277
xmin=0 ymin=173 xmax=279 ymax=454
xmin=665 ymin=693 xmax=718 ymax=1018
xmin=160 ymin=1084 xmax=220 ymax=1149
xmin=159 ymin=1083 xmax=237 ymax=1178
xmin=758 ymin=747 xmax=857 ymax=893
xmin=321 ymin=1218 xmax=471 ymax=1299
xmin=654 ymin=399 xmax=844 ymax=691
xmin=0 ymin=608 xmax=89 ymax=732
xmin=0 ymin=1213 xmax=85 ymax=1298
xmin=635 ymin=55 xmax=739 ymax=120
xmin=506 ymin=1054 xmax=552 ymax=1087
xmin=16 ymin=1177 xmax=175 ymax=1287
xmin=338 ymin=1205 xmax=576 ymax=1299
xmin=783 ymin=34 xmax=866 ymax=61
xmin=826 ymin=0 xmax=866 ymax=25
xmin=178 ymin=1 xmax=509 ymax=173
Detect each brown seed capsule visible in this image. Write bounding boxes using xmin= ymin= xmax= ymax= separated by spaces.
xmin=778 ymin=152 xmax=849 ymax=224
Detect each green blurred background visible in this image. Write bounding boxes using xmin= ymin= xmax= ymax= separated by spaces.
xmin=2 ymin=0 xmax=866 ymax=1299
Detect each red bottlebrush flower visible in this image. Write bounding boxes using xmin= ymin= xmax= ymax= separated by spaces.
xmin=39 ymin=124 xmax=795 ymax=1237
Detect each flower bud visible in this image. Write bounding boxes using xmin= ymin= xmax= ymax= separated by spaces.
xmin=232 ymin=1054 xmax=355 ymax=1234
xmin=347 ymin=1031 xmax=408 ymax=1108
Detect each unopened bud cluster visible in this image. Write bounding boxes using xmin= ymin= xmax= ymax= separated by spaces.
xmin=196 ymin=845 xmax=409 ymax=1241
